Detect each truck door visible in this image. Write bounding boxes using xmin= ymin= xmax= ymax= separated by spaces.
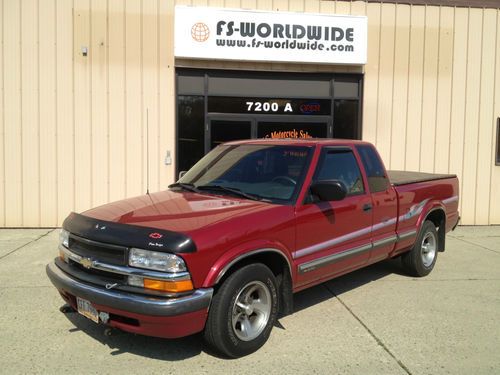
xmin=294 ymin=146 xmax=373 ymax=288
xmin=355 ymin=145 xmax=398 ymax=262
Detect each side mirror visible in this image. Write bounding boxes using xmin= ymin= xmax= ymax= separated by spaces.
xmin=178 ymin=171 xmax=187 ymax=180
xmin=310 ymin=180 xmax=347 ymax=202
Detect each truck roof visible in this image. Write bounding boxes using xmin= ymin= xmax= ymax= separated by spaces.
xmin=224 ymin=138 xmax=372 ymax=147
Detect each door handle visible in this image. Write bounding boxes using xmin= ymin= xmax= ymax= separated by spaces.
xmin=363 ymin=203 xmax=372 ymax=212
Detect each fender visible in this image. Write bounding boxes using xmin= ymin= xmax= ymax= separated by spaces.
xmin=416 ymin=200 xmax=446 ymax=231
xmin=202 ymin=239 xmax=294 ymax=288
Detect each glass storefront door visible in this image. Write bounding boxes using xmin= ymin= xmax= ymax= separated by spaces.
xmin=209 ymin=118 xmax=253 ymax=150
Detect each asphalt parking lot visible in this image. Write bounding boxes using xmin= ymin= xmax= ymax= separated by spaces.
xmin=0 ymin=226 xmax=499 ymax=374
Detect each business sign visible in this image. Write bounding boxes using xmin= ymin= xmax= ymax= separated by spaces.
xmin=174 ymin=6 xmax=367 ymax=65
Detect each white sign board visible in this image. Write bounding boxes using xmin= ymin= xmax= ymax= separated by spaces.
xmin=174 ymin=6 xmax=367 ymax=65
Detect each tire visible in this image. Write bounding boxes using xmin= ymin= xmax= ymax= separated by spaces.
xmin=401 ymin=220 xmax=438 ymax=277
xmin=204 ymin=263 xmax=278 ymax=358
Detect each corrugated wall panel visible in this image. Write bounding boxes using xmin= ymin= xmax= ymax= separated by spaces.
xmin=125 ymin=0 xmax=144 ymax=197
xmin=389 ymin=4 xmax=411 ymax=170
xmin=419 ymin=5 xmax=440 ymax=173
xmin=4 ymin=1 xmax=23 ymax=226
xmin=0 ymin=0 xmax=4 ymax=227
xmin=1 ymin=1 xmax=500 ymax=226
xmin=475 ymin=9 xmax=496 ymax=224
xmin=448 ymin=7 xmax=467 ymax=218
xmin=142 ymin=0 xmax=160 ymax=193
xmin=73 ymin=0 xmax=92 ymax=214
xmin=56 ymin=0 xmax=75 ymax=225
xmin=405 ymin=5 xmax=425 ymax=171
xmin=90 ymin=0 xmax=109 ymax=208
xmin=434 ymin=6 xmax=454 ymax=174
xmin=375 ymin=3 xmax=396 ymax=163
xmin=39 ymin=0 xmax=58 ymax=226
xmin=21 ymin=0 xmax=40 ymax=226
xmin=160 ymin=1 xmax=176 ymax=187
xmin=108 ymin=0 xmax=126 ymax=203
xmin=461 ymin=8 xmax=483 ymax=224
xmin=490 ymin=10 xmax=500 ymax=225
xmin=363 ymin=3 xmax=381 ymax=145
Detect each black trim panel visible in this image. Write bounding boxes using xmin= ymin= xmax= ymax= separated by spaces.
xmin=63 ymin=212 xmax=197 ymax=254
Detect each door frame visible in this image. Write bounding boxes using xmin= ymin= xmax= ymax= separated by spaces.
xmin=206 ymin=115 xmax=256 ymax=153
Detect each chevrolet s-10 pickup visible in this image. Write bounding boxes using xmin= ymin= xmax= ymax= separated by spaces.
xmin=47 ymin=139 xmax=460 ymax=357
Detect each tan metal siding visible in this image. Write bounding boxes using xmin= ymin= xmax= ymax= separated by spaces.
xmin=491 ymin=10 xmax=500 ymax=224
xmin=1 ymin=0 xmax=500 ymax=226
xmin=0 ymin=0 xmax=4 ymax=226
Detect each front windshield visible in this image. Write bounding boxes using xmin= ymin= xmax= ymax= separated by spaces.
xmin=177 ymin=144 xmax=312 ymax=203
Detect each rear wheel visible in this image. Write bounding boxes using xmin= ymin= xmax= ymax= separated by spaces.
xmin=204 ymin=263 xmax=278 ymax=358
xmin=402 ymin=220 xmax=438 ymax=277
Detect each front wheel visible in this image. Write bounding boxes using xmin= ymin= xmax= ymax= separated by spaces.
xmin=204 ymin=263 xmax=278 ymax=358
xmin=401 ymin=220 xmax=438 ymax=277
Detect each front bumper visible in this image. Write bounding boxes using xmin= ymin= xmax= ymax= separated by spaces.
xmin=46 ymin=261 xmax=213 ymax=338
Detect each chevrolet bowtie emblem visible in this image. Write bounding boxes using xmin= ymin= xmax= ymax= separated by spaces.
xmin=81 ymin=257 xmax=93 ymax=269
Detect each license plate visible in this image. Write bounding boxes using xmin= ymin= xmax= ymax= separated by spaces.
xmin=76 ymin=297 xmax=99 ymax=323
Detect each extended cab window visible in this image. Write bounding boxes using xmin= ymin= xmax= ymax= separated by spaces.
xmin=355 ymin=145 xmax=389 ymax=193
xmin=313 ymin=149 xmax=365 ymax=196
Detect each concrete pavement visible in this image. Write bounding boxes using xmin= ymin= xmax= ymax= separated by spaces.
xmin=0 ymin=226 xmax=499 ymax=374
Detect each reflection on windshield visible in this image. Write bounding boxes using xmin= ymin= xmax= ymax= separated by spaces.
xmin=177 ymin=145 xmax=312 ymax=203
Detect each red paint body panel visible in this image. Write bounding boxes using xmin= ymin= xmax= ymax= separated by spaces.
xmin=59 ymin=290 xmax=207 ymax=338
xmin=56 ymin=139 xmax=459 ymax=338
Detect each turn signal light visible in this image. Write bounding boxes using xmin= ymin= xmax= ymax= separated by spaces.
xmin=143 ymin=278 xmax=194 ymax=293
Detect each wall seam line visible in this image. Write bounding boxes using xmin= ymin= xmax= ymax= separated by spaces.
xmin=71 ymin=0 xmax=76 ymax=213
xmin=460 ymin=7 xmax=470 ymax=223
xmin=418 ymin=5 xmax=427 ymax=172
xmin=19 ymin=1 xmax=24 ymax=226
xmin=89 ymin=0 xmax=93 ymax=207
xmin=1 ymin=0 xmax=5 ymax=226
xmin=54 ymin=0 xmax=59 ymax=226
xmin=123 ymin=0 xmax=127 ymax=197
xmin=374 ymin=3 xmax=382 ymax=146
xmin=140 ymin=0 xmax=145 ymax=194
xmin=389 ymin=3 xmax=397 ymax=168
xmin=473 ymin=9 xmax=485 ymax=223
xmin=157 ymin=0 xmax=160 ymax=191
xmin=404 ymin=5 xmax=413 ymax=169
xmin=37 ymin=0 xmax=41 ymax=227
xmin=433 ymin=6 xmax=442 ymax=173
xmin=106 ymin=0 xmax=110 ymax=203
xmin=447 ymin=6 xmax=456 ymax=174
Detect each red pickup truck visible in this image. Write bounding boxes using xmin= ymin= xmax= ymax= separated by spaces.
xmin=47 ymin=139 xmax=459 ymax=358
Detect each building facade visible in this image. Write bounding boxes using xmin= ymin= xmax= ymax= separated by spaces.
xmin=1 ymin=0 xmax=500 ymax=227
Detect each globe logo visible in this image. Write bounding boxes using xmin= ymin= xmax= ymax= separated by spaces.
xmin=191 ymin=23 xmax=210 ymax=42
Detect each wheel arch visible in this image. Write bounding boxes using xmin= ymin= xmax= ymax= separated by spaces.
xmin=207 ymin=248 xmax=294 ymax=315
xmin=421 ymin=206 xmax=446 ymax=252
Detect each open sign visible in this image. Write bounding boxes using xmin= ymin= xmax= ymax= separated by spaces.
xmin=300 ymin=102 xmax=321 ymax=114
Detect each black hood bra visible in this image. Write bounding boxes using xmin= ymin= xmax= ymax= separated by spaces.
xmin=63 ymin=212 xmax=197 ymax=253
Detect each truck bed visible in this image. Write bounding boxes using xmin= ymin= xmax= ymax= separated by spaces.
xmin=388 ymin=170 xmax=457 ymax=186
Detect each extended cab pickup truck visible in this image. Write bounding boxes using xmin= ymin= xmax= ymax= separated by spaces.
xmin=47 ymin=139 xmax=459 ymax=357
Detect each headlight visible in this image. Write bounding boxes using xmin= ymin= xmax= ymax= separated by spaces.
xmin=128 ymin=248 xmax=187 ymax=272
xmin=59 ymin=229 xmax=69 ymax=248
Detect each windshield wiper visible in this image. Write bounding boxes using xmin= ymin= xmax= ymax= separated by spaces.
xmin=196 ymin=185 xmax=262 ymax=201
xmin=168 ymin=182 xmax=199 ymax=193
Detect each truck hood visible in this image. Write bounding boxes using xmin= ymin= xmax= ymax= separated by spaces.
xmin=83 ymin=189 xmax=276 ymax=234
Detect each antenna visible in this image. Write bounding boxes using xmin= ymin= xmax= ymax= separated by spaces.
xmin=146 ymin=108 xmax=150 ymax=195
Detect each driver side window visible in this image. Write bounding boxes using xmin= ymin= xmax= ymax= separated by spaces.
xmin=313 ymin=149 xmax=365 ymax=196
